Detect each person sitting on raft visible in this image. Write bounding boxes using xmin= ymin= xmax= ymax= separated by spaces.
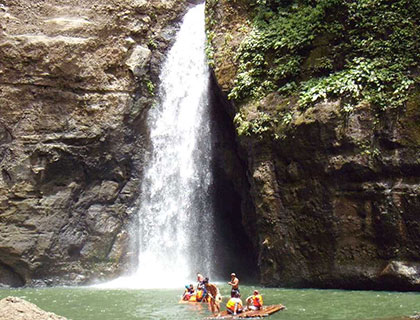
xmin=226 ymin=292 xmax=243 ymax=316
xmin=182 ymin=284 xmax=195 ymax=301
xmin=245 ymin=290 xmax=263 ymax=310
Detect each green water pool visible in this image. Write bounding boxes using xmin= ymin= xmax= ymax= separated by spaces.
xmin=0 ymin=285 xmax=418 ymax=320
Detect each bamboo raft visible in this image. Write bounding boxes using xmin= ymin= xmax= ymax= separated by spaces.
xmin=205 ymin=304 xmax=286 ymax=319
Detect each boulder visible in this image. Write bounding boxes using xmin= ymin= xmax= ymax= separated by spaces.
xmin=0 ymin=296 xmax=66 ymax=320
xmin=380 ymin=261 xmax=420 ymax=289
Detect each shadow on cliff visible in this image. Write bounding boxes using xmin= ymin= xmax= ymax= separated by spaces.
xmin=208 ymin=73 xmax=259 ymax=283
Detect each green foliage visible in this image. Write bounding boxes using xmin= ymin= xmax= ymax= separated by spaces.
xmin=145 ymin=80 xmax=155 ymax=96
xmin=229 ymin=0 xmax=420 ymax=113
xmin=233 ymin=111 xmax=279 ymax=139
xmin=205 ymin=0 xmax=219 ymax=29
xmin=205 ymin=31 xmax=216 ymax=68
xmin=299 ymin=57 xmax=414 ymax=110
xmin=205 ymin=0 xmax=219 ymax=68
xmin=148 ymin=39 xmax=158 ymax=50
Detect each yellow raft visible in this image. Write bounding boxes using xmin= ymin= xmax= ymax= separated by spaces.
xmin=179 ymin=294 xmax=210 ymax=304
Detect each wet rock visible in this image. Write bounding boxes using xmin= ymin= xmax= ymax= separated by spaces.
xmin=380 ymin=261 xmax=420 ymax=289
xmin=0 ymin=296 xmax=67 ymax=320
xmin=0 ymin=0 xmax=189 ymax=286
xmin=125 ymin=45 xmax=151 ymax=77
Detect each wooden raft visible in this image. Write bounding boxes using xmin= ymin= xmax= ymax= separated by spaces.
xmin=205 ymin=304 xmax=286 ymax=319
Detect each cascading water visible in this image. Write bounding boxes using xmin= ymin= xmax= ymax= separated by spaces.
xmin=134 ymin=3 xmax=213 ymax=288
xmin=102 ymin=4 xmax=214 ymax=289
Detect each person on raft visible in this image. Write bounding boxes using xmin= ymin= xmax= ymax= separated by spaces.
xmin=203 ymin=277 xmax=222 ymax=315
xmin=228 ymin=272 xmax=240 ymax=297
xmin=196 ymin=273 xmax=208 ymax=302
xmin=245 ymin=290 xmax=263 ymax=310
xmin=226 ymin=292 xmax=243 ymax=315
xmin=182 ymin=284 xmax=195 ymax=301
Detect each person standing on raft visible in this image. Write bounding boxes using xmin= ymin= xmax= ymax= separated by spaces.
xmin=203 ymin=277 xmax=221 ymax=315
xmin=245 ymin=290 xmax=263 ymax=310
xmin=228 ymin=272 xmax=240 ymax=297
xmin=196 ymin=273 xmax=207 ymax=302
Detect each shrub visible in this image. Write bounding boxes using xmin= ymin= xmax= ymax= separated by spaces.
xmin=228 ymin=0 xmax=420 ymax=112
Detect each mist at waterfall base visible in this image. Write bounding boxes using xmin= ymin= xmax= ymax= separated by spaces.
xmin=97 ymin=4 xmax=214 ymax=289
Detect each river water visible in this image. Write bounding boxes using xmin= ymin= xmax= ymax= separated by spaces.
xmin=0 ymin=285 xmax=418 ymax=320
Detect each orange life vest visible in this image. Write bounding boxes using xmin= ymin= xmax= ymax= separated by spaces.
xmin=252 ymin=294 xmax=263 ymax=308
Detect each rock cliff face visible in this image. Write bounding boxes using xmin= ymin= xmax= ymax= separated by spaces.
xmin=206 ymin=0 xmax=420 ymax=290
xmin=0 ymin=0 xmax=195 ymax=286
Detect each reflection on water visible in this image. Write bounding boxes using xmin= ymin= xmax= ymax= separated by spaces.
xmin=0 ymin=285 xmax=418 ymax=320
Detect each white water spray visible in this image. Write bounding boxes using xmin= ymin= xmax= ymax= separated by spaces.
xmin=98 ymin=4 xmax=214 ymax=289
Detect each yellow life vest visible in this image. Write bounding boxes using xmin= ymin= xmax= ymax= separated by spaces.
xmin=226 ymin=298 xmax=243 ymax=311
xmin=189 ymin=295 xmax=197 ymax=302
xmin=196 ymin=289 xmax=204 ymax=301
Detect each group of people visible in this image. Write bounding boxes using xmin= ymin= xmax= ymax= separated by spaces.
xmin=181 ymin=272 xmax=264 ymax=316
xmin=182 ymin=273 xmax=223 ymax=314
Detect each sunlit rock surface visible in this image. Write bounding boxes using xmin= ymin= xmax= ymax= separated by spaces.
xmin=0 ymin=0 xmax=192 ymax=286
xmin=206 ymin=0 xmax=420 ymax=290
xmin=0 ymin=296 xmax=67 ymax=320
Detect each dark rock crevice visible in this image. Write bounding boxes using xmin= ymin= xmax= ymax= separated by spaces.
xmin=0 ymin=261 xmax=25 ymax=288
xmin=209 ymin=73 xmax=259 ymax=282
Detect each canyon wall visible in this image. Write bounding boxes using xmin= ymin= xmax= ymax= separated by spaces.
xmin=1 ymin=0 xmax=419 ymax=291
xmin=0 ymin=0 xmax=194 ymax=286
xmin=206 ymin=0 xmax=420 ymax=290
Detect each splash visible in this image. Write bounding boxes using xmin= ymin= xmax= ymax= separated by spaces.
xmin=98 ymin=4 xmax=214 ymax=289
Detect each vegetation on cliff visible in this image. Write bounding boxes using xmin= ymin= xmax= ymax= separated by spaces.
xmin=206 ymin=0 xmax=420 ymax=290
xmin=220 ymin=0 xmax=420 ymax=136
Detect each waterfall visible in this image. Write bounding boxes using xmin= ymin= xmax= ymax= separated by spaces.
xmin=93 ymin=3 xmax=213 ymax=290
xmin=127 ymin=4 xmax=213 ymax=288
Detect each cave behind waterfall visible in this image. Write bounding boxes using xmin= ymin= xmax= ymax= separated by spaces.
xmin=208 ymin=74 xmax=259 ymax=283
